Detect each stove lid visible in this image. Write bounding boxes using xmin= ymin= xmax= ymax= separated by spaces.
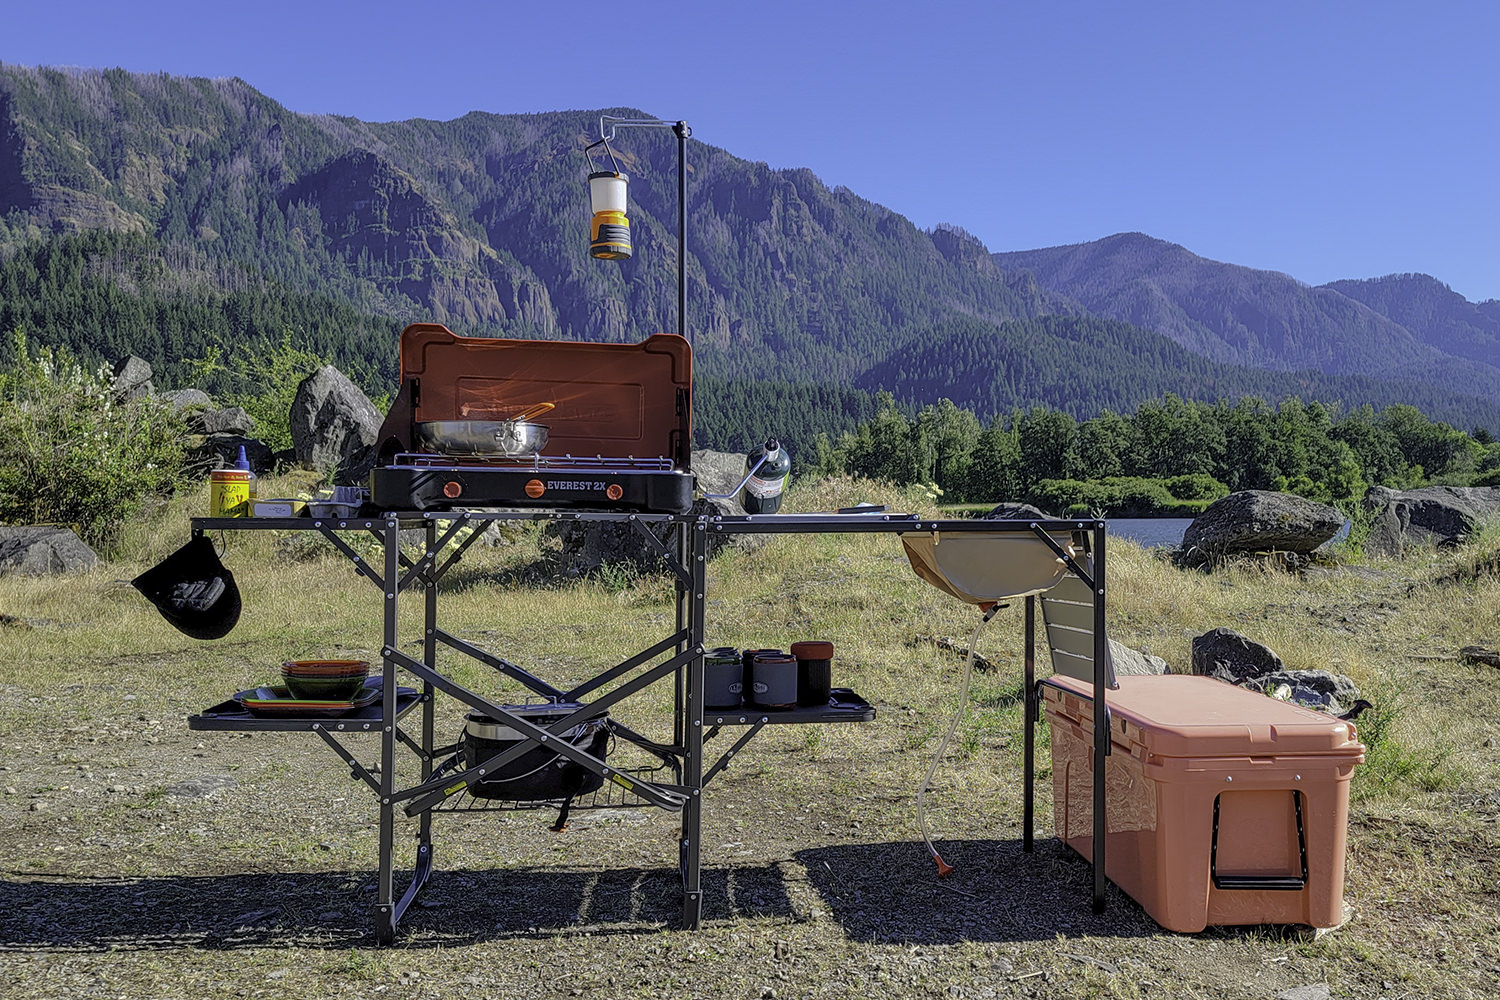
xmin=376 ymin=324 xmax=692 ymax=469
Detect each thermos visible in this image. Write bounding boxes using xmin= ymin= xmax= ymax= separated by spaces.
xmin=750 ymin=651 xmax=798 ymax=709
xmin=790 ymin=640 xmax=833 ymax=706
xmin=703 ymin=647 xmax=744 ymax=709
xmin=741 ymin=439 xmax=791 ymax=515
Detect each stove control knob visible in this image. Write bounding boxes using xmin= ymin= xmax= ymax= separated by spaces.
xmin=606 ymin=484 xmax=624 ymax=500
xmin=525 ymin=479 xmax=546 ymax=499
xmin=443 ymin=481 xmax=463 ymax=499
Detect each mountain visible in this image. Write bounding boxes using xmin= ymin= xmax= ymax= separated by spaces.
xmin=1320 ymin=273 xmax=1500 ymax=370
xmin=992 ymin=234 xmax=1500 ymax=410
xmin=1 ymin=64 xmax=1497 ymax=440
xmin=0 ymin=65 xmax=1063 ymax=385
xmin=856 ymin=313 xmax=1493 ymax=425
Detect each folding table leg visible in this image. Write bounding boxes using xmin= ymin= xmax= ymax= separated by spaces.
xmin=678 ymin=518 xmax=707 ymax=929
xmin=375 ymin=517 xmax=401 ymax=941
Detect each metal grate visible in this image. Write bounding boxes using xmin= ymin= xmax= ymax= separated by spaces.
xmin=389 ymin=453 xmax=676 ymax=471
xmin=423 ymin=746 xmax=680 ymax=815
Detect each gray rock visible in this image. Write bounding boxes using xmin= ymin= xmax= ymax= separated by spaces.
xmin=983 ymin=502 xmax=1056 ymax=521
xmin=691 ymin=449 xmax=751 ymax=500
xmin=0 ymin=526 xmax=99 ymax=576
xmin=1460 ymin=645 xmax=1500 ymax=668
xmin=187 ymin=405 xmax=255 ymax=437
xmin=1177 ymin=490 xmax=1343 ymax=568
xmin=1362 ymin=485 xmax=1500 ymax=556
xmin=1110 ymin=641 xmax=1170 ymax=676
xmin=1190 ymin=627 xmax=1283 ymax=683
xmin=188 ymin=435 xmax=274 ymax=475
xmin=687 ymin=449 xmax=771 ymax=555
xmin=1242 ymin=669 xmax=1360 ymax=715
xmin=160 ymin=388 xmax=213 ymax=411
xmin=166 ymin=774 xmax=237 ymax=800
xmin=290 ymin=366 xmax=383 ymax=484
xmin=111 ymin=356 xmax=154 ymax=401
xmin=547 ymin=513 xmax=680 ymax=580
xmin=546 ymin=496 xmax=758 ymax=578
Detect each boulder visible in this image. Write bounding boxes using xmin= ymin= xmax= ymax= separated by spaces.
xmin=1362 ymin=486 xmax=1500 ymax=556
xmin=691 ymin=449 xmax=751 ymax=502
xmin=160 ymin=388 xmax=213 ymax=411
xmin=1190 ymin=627 xmax=1283 ymax=684
xmin=1177 ymin=490 xmax=1344 ymax=568
xmin=546 ymin=497 xmax=755 ymax=579
xmin=1110 ymin=640 xmax=1170 ymax=676
xmin=1241 ymin=669 xmax=1361 ymax=716
xmin=983 ymin=502 xmax=1057 ymax=521
xmin=189 ymin=435 xmax=275 ymax=475
xmin=111 ymin=356 xmax=154 ymax=402
xmin=0 ymin=526 xmax=99 ymax=576
xmin=688 ymin=449 xmax=770 ymax=555
xmin=290 ymin=366 xmax=383 ymax=485
xmin=187 ymin=406 xmax=255 ymax=437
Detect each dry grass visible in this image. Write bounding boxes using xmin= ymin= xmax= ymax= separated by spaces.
xmin=1 ymin=478 xmax=1498 ymax=998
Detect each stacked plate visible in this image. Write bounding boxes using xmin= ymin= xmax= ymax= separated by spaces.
xmin=281 ymin=659 xmax=370 ymax=700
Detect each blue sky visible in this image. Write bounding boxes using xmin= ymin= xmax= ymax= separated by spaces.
xmin=6 ymin=1 xmax=1498 ymax=301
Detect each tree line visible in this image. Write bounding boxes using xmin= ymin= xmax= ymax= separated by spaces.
xmin=804 ymin=392 xmax=1500 ymax=513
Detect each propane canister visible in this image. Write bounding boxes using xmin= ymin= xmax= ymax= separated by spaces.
xmin=741 ymin=439 xmax=790 ymax=515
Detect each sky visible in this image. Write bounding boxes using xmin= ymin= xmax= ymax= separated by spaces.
xmin=5 ymin=0 xmax=1499 ymax=302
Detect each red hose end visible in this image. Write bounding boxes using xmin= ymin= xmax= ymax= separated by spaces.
xmin=934 ymin=854 xmax=954 ymax=878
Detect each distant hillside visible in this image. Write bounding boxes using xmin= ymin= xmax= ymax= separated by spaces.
xmin=856 ymin=313 xmax=1500 ymax=430
xmin=1 ymin=64 xmax=1496 ymax=442
xmin=992 ymin=233 xmax=1500 ymax=410
xmin=0 ymin=65 xmax=1063 ymax=389
xmin=1321 ymin=273 xmax=1500 ymax=370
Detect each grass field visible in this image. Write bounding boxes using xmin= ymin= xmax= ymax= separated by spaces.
xmin=0 ymin=476 xmax=1496 ymax=998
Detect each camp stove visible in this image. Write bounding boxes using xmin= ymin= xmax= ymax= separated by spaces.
xmin=369 ymin=324 xmax=695 ymax=513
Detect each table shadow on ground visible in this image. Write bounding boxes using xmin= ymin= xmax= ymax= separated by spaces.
xmin=795 ymin=838 xmax=1164 ymax=944
xmin=0 ymin=862 xmax=793 ymax=951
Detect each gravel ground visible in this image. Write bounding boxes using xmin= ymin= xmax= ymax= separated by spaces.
xmin=2 ymin=676 xmax=1497 ymax=1000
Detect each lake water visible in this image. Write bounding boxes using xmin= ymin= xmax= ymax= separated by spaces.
xmin=1106 ymin=518 xmax=1195 ymax=549
xmin=1103 ymin=516 xmax=1352 ymax=549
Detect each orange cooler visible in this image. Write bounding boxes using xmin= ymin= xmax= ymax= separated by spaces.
xmin=1044 ymin=674 xmax=1365 ymax=933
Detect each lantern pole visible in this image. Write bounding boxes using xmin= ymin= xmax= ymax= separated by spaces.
xmin=586 ymin=116 xmax=691 ymax=343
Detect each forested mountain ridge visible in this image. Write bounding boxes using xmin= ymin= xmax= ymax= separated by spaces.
xmin=992 ymin=233 xmax=1500 ymax=405
xmin=1 ymin=64 xmax=1497 ymax=443
xmin=1321 ymin=273 xmax=1500 ymax=370
xmin=0 ymin=64 xmax=1063 ymax=384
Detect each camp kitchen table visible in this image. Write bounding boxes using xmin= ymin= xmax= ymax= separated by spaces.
xmin=187 ymin=511 xmax=1112 ymax=943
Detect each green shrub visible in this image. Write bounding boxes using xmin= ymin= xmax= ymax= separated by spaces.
xmin=1163 ymin=473 xmax=1229 ymax=501
xmin=1029 ymin=476 xmax=1217 ymax=517
xmin=0 ymin=329 xmax=188 ymax=552
xmin=186 ymin=336 xmax=328 ymax=453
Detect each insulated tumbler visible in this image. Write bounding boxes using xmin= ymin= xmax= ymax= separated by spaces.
xmin=790 ymin=640 xmax=834 ymax=706
xmin=750 ymin=651 xmax=798 ymax=709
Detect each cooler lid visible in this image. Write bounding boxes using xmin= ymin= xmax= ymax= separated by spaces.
xmin=1045 ymin=674 xmax=1365 ymax=758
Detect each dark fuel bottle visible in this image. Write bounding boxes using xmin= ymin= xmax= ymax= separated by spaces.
xmin=741 ymin=439 xmax=790 ymax=514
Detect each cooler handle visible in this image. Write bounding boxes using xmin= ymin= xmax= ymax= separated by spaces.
xmin=1210 ymin=790 xmax=1308 ymax=891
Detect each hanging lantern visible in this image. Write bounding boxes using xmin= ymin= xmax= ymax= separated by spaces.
xmin=588 ymin=169 xmax=632 ymax=260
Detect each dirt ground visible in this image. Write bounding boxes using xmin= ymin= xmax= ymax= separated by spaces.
xmin=1 ymin=667 xmax=1497 ymax=1000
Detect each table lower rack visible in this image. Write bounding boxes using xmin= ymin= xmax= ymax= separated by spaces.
xmin=421 ymin=752 xmax=682 ymax=815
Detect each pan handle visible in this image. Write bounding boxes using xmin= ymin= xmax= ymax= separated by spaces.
xmin=510 ymin=402 xmax=556 ymax=422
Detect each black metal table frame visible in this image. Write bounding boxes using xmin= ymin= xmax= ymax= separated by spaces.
xmin=187 ymin=510 xmax=1111 ymax=941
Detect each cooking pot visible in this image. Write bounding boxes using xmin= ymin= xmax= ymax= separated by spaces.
xmin=415 ymin=402 xmax=554 ymax=456
xmin=462 ymin=704 xmax=609 ymax=801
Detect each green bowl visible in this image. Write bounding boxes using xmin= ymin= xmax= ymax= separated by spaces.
xmin=282 ymin=673 xmax=367 ymax=700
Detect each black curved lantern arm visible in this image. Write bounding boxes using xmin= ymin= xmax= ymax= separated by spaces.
xmin=585 ymin=117 xmax=691 ymax=343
